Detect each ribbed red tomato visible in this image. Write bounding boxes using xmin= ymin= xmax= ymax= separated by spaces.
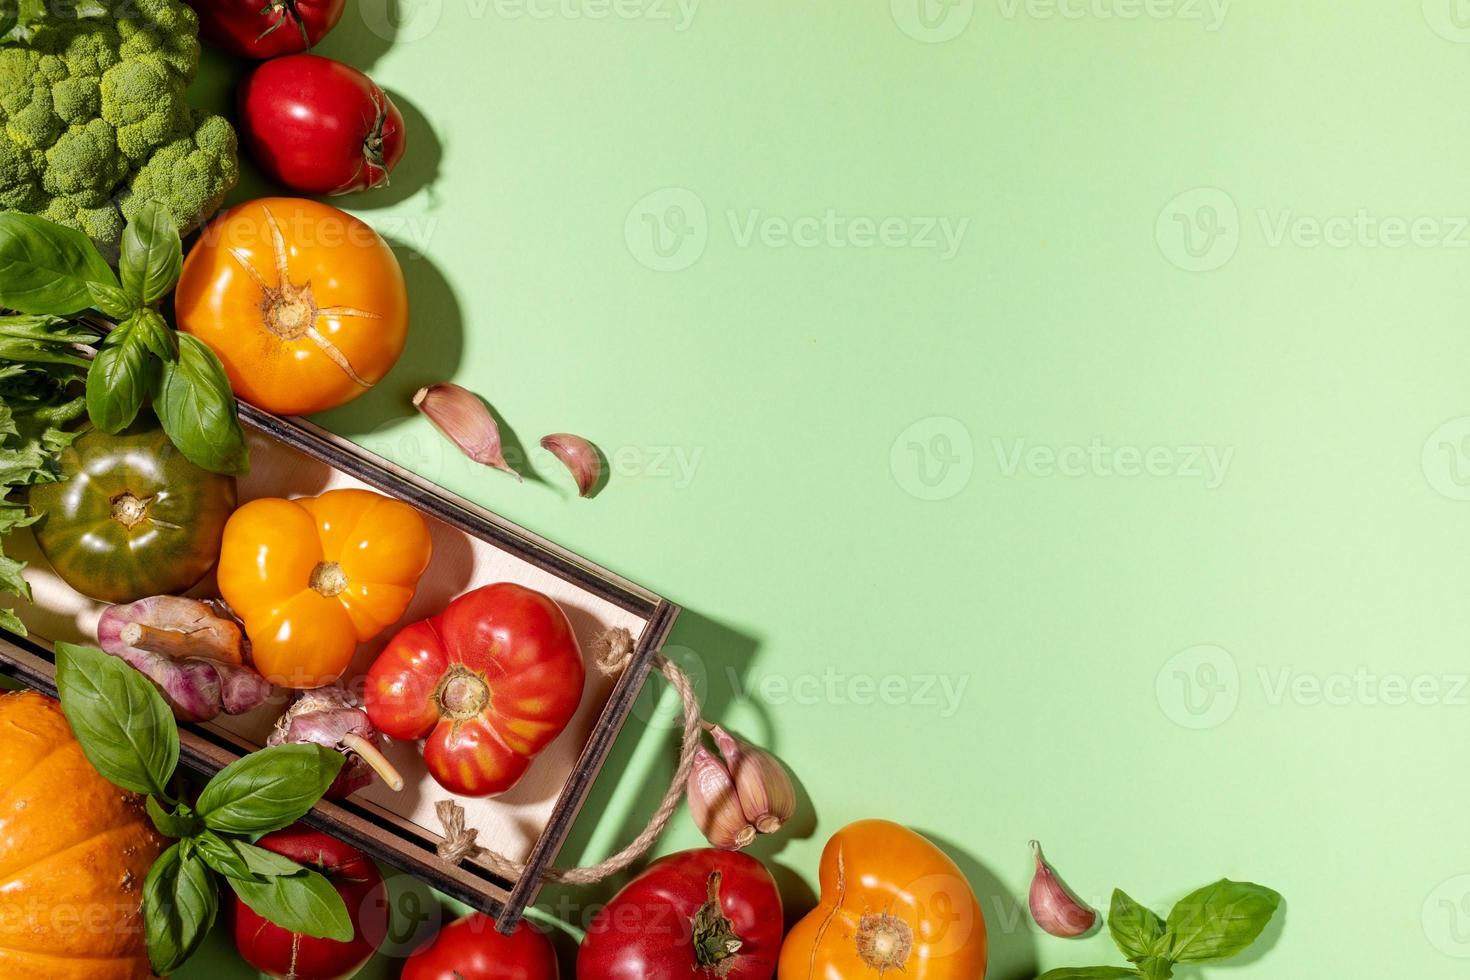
xmin=365 ymin=583 xmax=586 ymax=797
xmin=230 ymin=827 xmax=387 ymax=980
xmin=188 ymin=0 xmax=345 ymax=59
xmin=577 ymin=850 xmax=783 ymax=980
xmin=402 ymin=913 xmax=559 ymax=980
xmin=240 ymin=55 xmax=406 ymax=195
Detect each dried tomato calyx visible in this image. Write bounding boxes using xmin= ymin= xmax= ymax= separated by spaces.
xmin=855 ymin=911 xmax=913 ymax=971
xmin=691 ymin=871 xmax=743 ymax=972
xmin=310 ymin=561 xmax=348 ymax=597
xmin=435 ymin=666 xmax=490 ymax=720
xmin=109 ymin=491 xmax=151 ymax=529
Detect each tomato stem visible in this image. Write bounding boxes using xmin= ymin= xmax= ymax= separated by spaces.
xmin=690 ymin=871 xmax=743 ymax=972
xmin=109 ymin=491 xmax=150 ymax=529
xmin=309 ymin=561 xmax=348 ymax=597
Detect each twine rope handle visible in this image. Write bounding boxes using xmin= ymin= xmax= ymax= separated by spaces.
xmin=435 ymin=627 xmax=703 ymax=885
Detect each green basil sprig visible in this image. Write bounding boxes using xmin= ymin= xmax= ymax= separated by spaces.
xmin=0 ymin=205 xmax=248 ymax=476
xmin=1038 ymin=880 xmax=1281 ymax=980
xmin=54 ymin=643 xmax=351 ymax=976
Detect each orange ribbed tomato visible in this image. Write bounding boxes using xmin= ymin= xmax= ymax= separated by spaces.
xmin=217 ymin=488 xmax=433 ymax=689
xmin=778 ymin=820 xmax=987 ymax=980
xmin=0 ymin=691 xmax=165 ymax=980
xmin=175 ymin=197 xmax=408 ymax=416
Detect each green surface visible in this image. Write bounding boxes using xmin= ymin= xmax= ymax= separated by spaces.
xmin=177 ymin=2 xmax=1470 ymax=977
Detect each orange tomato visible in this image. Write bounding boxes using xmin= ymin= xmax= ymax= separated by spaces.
xmin=778 ymin=820 xmax=987 ymax=980
xmin=217 ymin=488 xmax=433 ymax=688
xmin=175 ymin=197 xmax=408 ymax=416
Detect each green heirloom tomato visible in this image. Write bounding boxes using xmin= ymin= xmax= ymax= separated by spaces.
xmin=29 ymin=424 xmax=237 ymax=604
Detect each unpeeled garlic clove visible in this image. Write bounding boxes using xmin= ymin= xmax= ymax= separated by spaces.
xmin=540 ymin=433 xmax=601 ymax=497
xmin=707 ymin=723 xmax=797 ymax=834
xmin=1028 ymin=841 xmax=1097 ymax=938
xmin=687 ymin=746 xmax=757 ymax=850
xmin=269 ymin=686 xmax=404 ymax=798
xmin=414 ymin=383 xmax=521 ymax=480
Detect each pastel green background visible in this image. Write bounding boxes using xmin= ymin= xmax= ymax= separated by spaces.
xmin=175 ymin=1 xmax=1470 ymax=977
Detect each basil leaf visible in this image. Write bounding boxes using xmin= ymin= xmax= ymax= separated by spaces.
xmin=0 ymin=211 xmax=118 ymax=315
xmin=1109 ymin=889 xmax=1168 ymax=962
xmin=195 ymin=743 xmax=344 ymax=835
xmin=1134 ymin=957 xmax=1174 ymax=980
xmin=54 ymin=641 xmax=178 ymax=797
xmin=226 ymin=867 xmax=354 ymax=941
xmin=86 ymin=319 xmax=152 ymax=434
xmin=120 ymin=201 xmax=183 ymax=307
xmin=86 ymin=280 xmax=135 ymax=321
xmin=154 ymin=333 xmax=249 ymax=475
xmin=1166 ymin=879 xmax=1282 ymax=963
xmin=0 ymin=314 xmax=97 ymax=368
xmin=1035 ymin=970 xmax=1140 ymax=979
xmin=143 ymin=842 xmax=218 ymax=976
xmin=195 ymin=831 xmax=303 ymax=880
xmin=131 ymin=307 xmax=178 ymax=362
xmin=146 ymin=797 xmax=199 ymax=839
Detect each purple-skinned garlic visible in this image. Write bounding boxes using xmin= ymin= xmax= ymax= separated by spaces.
xmin=1028 ymin=841 xmax=1097 ymax=938
xmin=541 ymin=433 xmax=601 ymax=497
xmin=269 ymin=686 xmax=404 ymax=798
xmin=97 ymin=596 xmax=271 ymax=723
xmin=685 ymin=723 xmax=796 ymax=850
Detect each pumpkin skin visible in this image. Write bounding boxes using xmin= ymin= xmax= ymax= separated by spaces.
xmin=0 ymin=691 xmax=165 ymax=979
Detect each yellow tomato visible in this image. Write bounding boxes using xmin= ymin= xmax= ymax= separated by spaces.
xmin=175 ymin=197 xmax=408 ymax=416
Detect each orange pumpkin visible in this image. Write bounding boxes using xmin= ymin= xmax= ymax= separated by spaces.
xmin=0 ymin=691 xmax=165 ymax=979
xmin=778 ymin=819 xmax=987 ymax=980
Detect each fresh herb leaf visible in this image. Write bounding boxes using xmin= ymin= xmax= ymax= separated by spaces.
xmin=225 ymin=867 xmax=354 ymax=941
xmin=146 ymin=797 xmax=199 ymax=839
xmin=195 ymin=742 xmax=343 ymax=835
xmin=1108 ymin=889 xmax=1168 ymax=962
xmin=1133 ymin=957 xmax=1173 ymax=980
xmin=1036 ymin=970 xmax=1140 ymax=979
xmin=86 ymin=280 xmax=135 ymax=321
xmin=194 ymin=831 xmax=304 ymax=880
xmin=0 ymin=315 xmax=96 ymax=368
xmin=154 ymin=333 xmax=249 ymax=475
xmin=86 ymin=318 xmax=152 ymax=434
xmin=1165 ymin=879 xmax=1281 ymax=963
xmin=0 ymin=211 xmax=118 ymax=315
xmin=143 ymin=843 xmax=218 ymax=976
xmin=120 ymin=201 xmax=183 ymax=308
xmin=131 ymin=308 xmax=178 ymax=362
xmin=54 ymin=642 xmax=178 ymax=797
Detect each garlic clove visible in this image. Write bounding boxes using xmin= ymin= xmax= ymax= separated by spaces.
xmin=1028 ymin=841 xmax=1098 ymax=938
xmin=707 ymin=723 xmax=797 ymax=835
xmin=540 ymin=433 xmax=601 ymax=497
xmin=269 ymin=686 xmax=404 ymax=797
xmin=414 ymin=383 xmax=521 ymax=480
xmin=686 ymin=745 xmax=757 ymax=850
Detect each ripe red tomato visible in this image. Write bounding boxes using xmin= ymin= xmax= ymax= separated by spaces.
xmin=365 ymin=583 xmax=586 ymax=797
xmin=188 ymin=0 xmax=345 ymax=59
xmin=402 ymin=913 xmax=559 ymax=980
xmin=577 ymin=850 xmax=782 ymax=980
xmin=230 ymin=826 xmax=388 ymax=980
xmin=239 ymin=55 xmax=407 ymax=195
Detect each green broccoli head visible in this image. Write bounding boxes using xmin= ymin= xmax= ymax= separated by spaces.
xmin=0 ymin=0 xmax=237 ymax=255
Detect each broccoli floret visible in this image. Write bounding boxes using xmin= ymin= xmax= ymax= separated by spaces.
xmin=0 ymin=0 xmax=237 ymax=255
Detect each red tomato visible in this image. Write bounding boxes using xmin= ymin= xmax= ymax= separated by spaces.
xmin=230 ymin=826 xmax=388 ymax=980
xmin=188 ymin=0 xmax=345 ymax=59
xmin=402 ymin=913 xmax=559 ymax=980
xmin=239 ymin=55 xmax=407 ymax=195
xmin=577 ymin=850 xmax=782 ymax=980
xmin=365 ymin=584 xmax=586 ymax=797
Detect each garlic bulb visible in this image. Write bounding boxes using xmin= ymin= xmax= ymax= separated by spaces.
xmin=685 ymin=724 xmax=797 ymax=849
